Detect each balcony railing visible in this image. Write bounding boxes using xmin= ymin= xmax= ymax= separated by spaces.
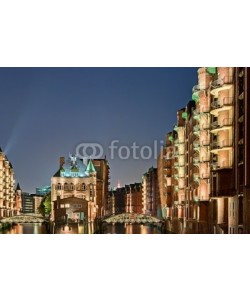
xmin=211 ymin=97 xmax=233 ymax=109
xmin=193 ymin=125 xmax=200 ymax=133
xmin=192 ymin=85 xmax=201 ymax=93
xmin=211 ymin=118 xmax=233 ymax=129
xmin=193 ymin=157 xmax=200 ymax=165
xmin=193 ymin=173 xmax=200 ymax=182
xmin=211 ymin=162 xmax=232 ymax=170
xmin=211 ymin=77 xmax=233 ymax=89
xmin=211 ymin=139 xmax=233 ymax=150
xmin=193 ymin=141 xmax=200 ymax=148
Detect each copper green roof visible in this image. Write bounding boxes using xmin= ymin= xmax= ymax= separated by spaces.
xmin=182 ymin=112 xmax=188 ymax=120
xmin=207 ymin=67 xmax=217 ymax=75
xmin=169 ymin=135 xmax=174 ymax=142
xmin=192 ymin=92 xmax=199 ymax=103
xmin=71 ymin=166 xmax=79 ymax=172
xmin=86 ymin=160 xmax=96 ymax=174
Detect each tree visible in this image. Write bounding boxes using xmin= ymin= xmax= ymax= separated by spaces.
xmin=38 ymin=193 xmax=51 ymax=217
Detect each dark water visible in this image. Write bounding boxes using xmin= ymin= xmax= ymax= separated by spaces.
xmin=1 ymin=223 xmax=163 ymax=234
xmin=1 ymin=223 xmax=49 ymax=234
xmin=103 ymin=223 xmax=163 ymax=234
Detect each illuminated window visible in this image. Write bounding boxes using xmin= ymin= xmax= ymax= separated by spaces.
xmin=60 ymin=204 xmax=65 ymax=208
xmin=65 ymin=204 xmax=70 ymax=208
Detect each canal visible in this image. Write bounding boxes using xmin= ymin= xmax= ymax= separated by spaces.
xmin=0 ymin=223 xmax=49 ymax=234
xmin=1 ymin=223 xmax=163 ymax=234
xmin=103 ymin=223 xmax=163 ymax=234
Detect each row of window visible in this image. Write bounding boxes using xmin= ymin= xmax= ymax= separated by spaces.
xmin=60 ymin=204 xmax=83 ymax=209
xmin=55 ymin=183 xmax=94 ymax=191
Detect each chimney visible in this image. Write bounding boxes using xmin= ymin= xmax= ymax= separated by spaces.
xmin=60 ymin=157 xmax=65 ymax=168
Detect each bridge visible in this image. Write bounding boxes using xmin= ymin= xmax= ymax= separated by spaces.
xmin=0 ymin=214 xmax=47 ymax=224
xmin=103 ymin=213 xmax=162 ymax=225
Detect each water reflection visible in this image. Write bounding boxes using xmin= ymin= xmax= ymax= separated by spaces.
xmin=1 ymin=223 xmax=49 ymax=234
xmin=103 ymin=223 xmax=162 ymax=234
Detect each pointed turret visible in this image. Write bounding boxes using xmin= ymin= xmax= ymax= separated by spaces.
xmin=86 ymin=159 xmax=96 ymax=175
xmin=16 ymin=183 xmax=21 ymax=191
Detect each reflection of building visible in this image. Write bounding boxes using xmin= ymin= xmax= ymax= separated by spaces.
xmin=36 ymin=185 xmax=51 ymax=196
xmin=142 ymin=167 xmax=159 ymax=217
xmin=160 ymin=67 xmax=250 ymax=234
xmin=51 ymin=154 xmax=109 ymax=223
xmin=53 ymin=196 xmax=96 ymax=223
xmin=0 ymin=148 xmax=21 ymax=217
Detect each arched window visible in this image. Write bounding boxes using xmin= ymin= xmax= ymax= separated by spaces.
xmin=70 ymin=183 xmax=74 ymax=191
xmin=57 ymin=183 xmax=62 ymax=190
xmin=64 ymin=183 xmax=69 ymax=191
xmin=82 ymin=183 xmax=86 ymax=191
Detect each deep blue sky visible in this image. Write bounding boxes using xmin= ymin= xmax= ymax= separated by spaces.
xmin=0 ymin=68 xmax=198 ymax=192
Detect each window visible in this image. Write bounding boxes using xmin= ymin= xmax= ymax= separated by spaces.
xmin=82 ymin=183 xmax=86 ymax=191
xmin=70 ymin=183 xmax=74 ymax=191
xmin=60 ymin=204 xmax=65 ymax=208
xmin=78 ymin=204 xmax=82 ymax=208
xmin=65 ymin=204 xmax=70 ymax=208
xmin=57 ymin=183 xmax=62 ymax=191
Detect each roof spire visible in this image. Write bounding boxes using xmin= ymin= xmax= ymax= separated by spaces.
xmin=16 ymin=183 xmax=21 ymax=191
xmin=86 ymin=159 xmax=96 ymax=175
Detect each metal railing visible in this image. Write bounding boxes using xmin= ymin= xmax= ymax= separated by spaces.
xmin=211 ymin=77 xmax=233 ymax=89
xmin=211 ymin=118 xmax=233 ymax=129
xmin=211 ymin=139 xmax=233 ymax=149
xmin=211 ymin=97 xmax=233 ymax=109
xmin=193 ymin=125 xmax=200 ymax=132
xmin=192 ymin=85 xmax=200 ymax=93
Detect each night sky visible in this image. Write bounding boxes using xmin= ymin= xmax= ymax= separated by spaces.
xmin=0 ymin=68 xmax=198 ymax=192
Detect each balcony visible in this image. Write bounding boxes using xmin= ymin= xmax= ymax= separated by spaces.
xmin=210 ymin=118 xmax=233 ymax=133
xmin=193 ymin=125 xmax=200 ymax=134
xmin=193 ymin=157 xmax=200 ymax=165
xmin=239 ymin=92 xmax=244 ymax=100
xmin=193 ymin=110 xmax=200 ymax=121
xmin=193 ymin=173 xmax=200 ymax=182
xmin=210 ymin=97 xmax=233 ymax=116
xmin=211 ymin=162 xmax=232 ymax=171
xmin=211 ymin=139 xmax=233 ymax=153
xmin=210 ymin=77 xmax=233 ymax=96
xmin=192 ymin=85 xmax=201 ymax=93
xmin=193 ymin=141 xmax=200 ymax=150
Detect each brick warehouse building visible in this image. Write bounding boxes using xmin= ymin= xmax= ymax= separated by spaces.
xmin=157 ymin=67 xmax=250 ymax=234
